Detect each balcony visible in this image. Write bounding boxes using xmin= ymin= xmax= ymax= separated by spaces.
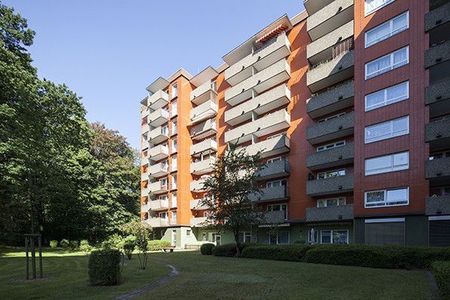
xmin=307 ymin=20 xmax=354 ymax=65
xmin=141 ymin=171 xmax=149 ymax=181
xmin=307 ymin=174 xmax=354 ymax=197
xmin=191 ymin=178 xmax=207 ymax=192
xmin=148 ymin=199 xmax=169 ymax=211
xmin=225 ymin=109 xmax=290 ymax=145
xmin=306 ymin=112 xmax=354 ymax=145
xmin=147 ymin=217 xmax=169 ymax=228
xmin=141 ymin=203 xmax=150 ymax=213
xmin=191 ymin=99 xmax=218 ymax=125
xmin=426 ymin=78 xmax=450 ymax=118
xmin=307 ymin=51 xmax=354 ymax=93
xmin=148 ymin=126 xmax=169 ymax=145
xmin=148 ymin=144 xmax=169 ymax=161
xmin=257 ymin=159 xmax=290 ymax=180
xmin=225 ymin=84 xmax=291 ymax=126
xmin=225 ymin=59 xmax=291 ymax=106
xmin=149 ymin=163 xmax=169 ymax=178
xmin=426 ymin=116 xmax=450 ymax=151
xmin=191 ymin=157 xmax=216 ymax=175
xmin=245 ymin=135 xmax=290 ymax=158
xmin=306 ymin=143 xmax=354 ymax=171
xmin=304 ymin=0 xmax=334 ymax=16
xmin=305 ymin=204 xmax=353 ymax=222
xmin=425 ymin=2 xmax=450 ymax=32
xmin=307 ymin=81 xmax=354 ymax=119
xmin=306 ymin=0 xmax=354 ymax=41
xmin=141 ymin=123 xmax=149 ymax=134
xmin=190 ymin=217 xmax=208 ymax=227
xmin=264 ymin=211 xmax=288 ymax=224
xmin=249 ymin=185 xmax=288 ymax=203
xmin=426 ymin=196 xmax=450 ymax=215
xmin=190 ymin=80 xmax=217 ymax=105
xmin=225 ymin=33 xmax=291 ymax=87
xmin=426 ymin=157 xmax=450 ymax=185
xmin=141 ymin=139 xmax=149 ymax=151
xmin=425 ymin=40 xmax=450 ymax=69
xmin=191 ymin=139 xmax=217 ymax=156
xmin=190 ymin=199 xmax=208 ymax=210
xmin=148 ymin=108 xmax=169 ymax=127
xmin=148 ymin=90 xmax=169 ymax=110
xmin=190 ymin=119 xmax=217 ymax=141
xmin=148 ymin=181 xmax=169 ymax=194
xmin=141 ymin=186 xmax=149 ymax=197
xmin=141 ymin=156 xmax=149 ymax=166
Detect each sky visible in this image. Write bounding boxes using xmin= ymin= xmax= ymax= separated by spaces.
xmin=4 ymin=0 xmax=304 ymax=149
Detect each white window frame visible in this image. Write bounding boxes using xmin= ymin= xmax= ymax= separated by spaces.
xmin=364 ymin=116 xmax=409 ymax=144
xmin=171 ymin=120 xmax=177 ymax=135
xmin=317 ymin=140 xmax=346 ymax=152
xmin=171 ymin=99 xmax=177 ymax=117
xmin=269 ymin=231 xmax=290 ymax=245
xmin=365 ymin=0 xmax=395 ymax=16
xmin=318 ymin=112 xmax=346 ymax=123
xmin=317 ymin=169 xmax=346 ymax=179
xmin=365 ymin=46 xmax=409 ymax=80
xmin=267 ymin=156 xmax=282 ymax=164
xmin=171 ymin=139 xmax=177 ymax=153
xmin=365 ymin=11 xmax=409 ymax=48
xmin=317 ymin=197 xmax=347 ymax=208
xmin=320 ymin=230 xmax=349 ymax=244
xmin=266 ymin=179 xmax=287 ymax=188
xmin=171 ymin=175 xmax=177 ymax=190
xmin=171 ymin=155 xmax=177 ymax=172
xmin=171 ymin=84 xmax=178 ymax=98
xmin=365 ymin=81 xmax=409 ymax=112
xmin=364 ymin=187 xmax=409 ymax=208
xmin=240 ymin=232 xmax=252 ymax=243
xmin=365 ymin=151 xmax=409 ymax=176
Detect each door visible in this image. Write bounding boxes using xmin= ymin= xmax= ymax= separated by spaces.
xmin=171 ymin=229 xmax=177 ymax=247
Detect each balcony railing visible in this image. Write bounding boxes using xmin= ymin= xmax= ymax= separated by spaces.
xmin=149 ymin=163 xmax=169 ymax=178
xmin=148 ymin=108 xmax=169 ymax=127
xmin=307 ymin=80 xmax=354 ymax=119
xmin=306 ymin=174 xmax=354 ymax=197
xmin=191 ymin=157 xmax=216 ymax=175
xmin=306 ymin=204 xmax=353 ymax=222
xmin=148 ymin=144 xmax=169 ymax=161
xmin=191 ymin=99 xmax=218 ymax=124
xmin=257 ymin=159 xmax=290 ymax=180
xmin=245 ymin=135 xmax=290 ymax=158
xmin=190 ymin=80 xmax=217 ymax=105
xmin=426 ymin=196 xmax=450 ymax=215
xmin=148 ymin=181 xmax=169 ymax=194
xmin=425 ymin=40 xmax=450 ymax=69
xmin=425 ymin=2 xmax=450 ymax=32
xmin=190 ymin=217 xmax=208 ymax=227
xmin=306 ymin=112 xmax=354 ymax=145
xmin=147 ymin=217 xmax=169 ymax=228
xmin=426 ymin=116 xmax=450 ymax=151
xmin=264 ymin=210 xmax=288 ymax=224
xmin=190 ymin=199 xmax=209 ymax=210
xmin=191 ymin=139 xmax=218 ymax=156
xmin=190 ymin=119 xmax=217 ymax=140
xmin=190 ymin=178 xmax=207 ymax=192
xmin=249 ymin=185 xmax=288 ymax=202
xmin=306 ymin=142 xmax=354 ymax=170
xmin=147 ymin=90 xmax=169 ymax=110
xmin=426 ymin=157 xmax=450 ymax=184
xmin=149 ymin=199 xmax=169 ymax=211
xmin=148 ymin=126 xmax=169 ymax=144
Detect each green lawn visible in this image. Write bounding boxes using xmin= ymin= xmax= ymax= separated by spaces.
xmin=0 ymin=248 xmax=434 ymax=299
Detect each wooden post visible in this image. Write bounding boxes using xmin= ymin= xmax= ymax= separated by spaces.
xmin=31 ymin=237 xmax=36 ymax=279
xmin=38 ymin=235 xmax=43 ymax=278
xmin=25 ymin=237 xmax=29 ymax=280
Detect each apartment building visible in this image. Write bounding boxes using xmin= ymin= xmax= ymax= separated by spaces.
xmin=140 ymin=0 xmax=450 ymax=248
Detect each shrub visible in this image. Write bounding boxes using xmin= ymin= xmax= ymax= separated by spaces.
xmin=49 ymin=240 xmax=58 ymax=249
xmin=200 ymin=243 xmax=215 ymax=255
xmin=69 ymin=240 xmax=79 ymax=250
xmin=242 ymin=245 xmax=311 ymax=261
xmin=212 ymin=243 xmax=255 ymax=257
xmin=432 ymin=261 xmax=450 ymax=299
xmin=147 ymin=240 xmax=171 ymax=251
xmin=122 ymin=235 xmax=136 ymax=259
xmin=101 ymin=234 xmax=123 ymax=249
xmin=60 ymin=239 xmax=70 ymax=249
xmin=88 ymin=249 xmax=121 ymax=286
xmin=80 ymin=240 xmax=92 ymax=253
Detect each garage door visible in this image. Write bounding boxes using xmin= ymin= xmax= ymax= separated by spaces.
xmin=365 ymin=218 xmax=405 ymax=246
xmin=429 ymin=217 xmax=450 ymax=247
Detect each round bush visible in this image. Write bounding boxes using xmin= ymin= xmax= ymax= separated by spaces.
xmin=60 ymin=239 xmax=70 ymax=249
xmin=147 ymin=240 xmax=171 ymax=251
xmin=88 ymin=249 xmax=122 ymax=286
xmin=49 ymin=240 xmax=58 ymax=249
xmin=200 ymin=243 xmax=215 ymax=255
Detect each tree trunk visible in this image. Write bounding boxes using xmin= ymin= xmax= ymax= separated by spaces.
xmin=234 ymin=230 xmax=240 ymax=257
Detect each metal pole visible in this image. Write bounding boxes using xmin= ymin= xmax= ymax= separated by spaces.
xmin=31 ymin=237 xmax=36 ymax=279
xmin=25 ymin=237 xmax=29 ymax=280
xmin=38 ymin=235 xmax=43 ymax=278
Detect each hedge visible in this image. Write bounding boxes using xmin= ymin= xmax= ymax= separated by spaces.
xmin=432 ymin=261 xmax=450 ymax=299
xmin=147 ymin=240 xmax=171 ymax=251
xmin=49 ymin=240 xmax=58 ymax=249
xmin=200 ymin=243 xmax=215 ymax=255
xmin=88 ymin=249 xmax=121 ymax=286
xmin=241 ymin=245 xmax=311 ymax=262
xmin=212 ymin=243 xmax=256 ymax=257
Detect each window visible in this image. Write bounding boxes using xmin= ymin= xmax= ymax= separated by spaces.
xmin=320 ymin=230 xmax=349 ymax=244
xmin=161 ymin=125 xmax=169 ymax=135
xmin=317 ymin=197 xmax=346 ymax=208
xmin=317 ymin=140 xmax=346 ymax=152
xmin=172 ymin=139 xmax=177 ymax=153
xmin=365 ymin=47 xmax=408 ymax=79
xmin=365 ymin=12 xmax=409 ymax=47
xmin=365 ymin=0 xmax=395 ymax=16
xmin=171 ymin=155 xmax=177 ymax=171
xmin=171 ymin=175 xmax=177 ymax=189
xmin=171 ymin=84 xmax=178 ymax=98
xmin=318 ymin=112 xmax=346 ymax=123
xmin=159 ymin=212 xmax=168 ymax=219
xmin=365 ymin=116 xmax=409 ymax=143
xmin=365 ymin=152 xmax=409 ymax=175
xmin=186 ymin=229 xmax=191 ymax=236
xmin=172 ymin=211 xmax=177 ymax=222
xmin=213 ymin=233 xmax=221 ymax=245
xmin=317 ymin=169 xmax=346 ymax=179
xmin=171 ymin=100 xmax=177 ymax=117
xmin=171 ymin=120 xmax=177 ymax=135
xmin=171 ymin=192 xmax=177 ymax=207
xmin=267 ymin=156 xmax=282 ymax=164
xmin=430 ymin=186 xmax=450 ymax=197
xmin=269 ymin=231 xmax=289 ymax=245
xmin=211 ymin=81 xmax=217 ymax=92
xmin=161 ymin=160 xmax=169 ymax=171
xmin=365 ymin=187 xmax=409 ymax=208
xmin=239 ymin=232 xmax=252 ymax=243
xmin=266 ymin=179 xmax=287 ymax=188
xmin=267 ymin=204 xmax=288 ymax=219
xmin=160 ymin=177 xmax=168 ymax=188
xmin=429 ymin=150 xmax=450 ymax=160
xmin=365 ymin=81 xmax=409 ymax=111
xmin=158 ymin=195 xmax=168 ymax=201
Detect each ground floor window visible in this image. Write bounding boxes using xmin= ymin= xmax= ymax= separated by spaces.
xmin=269 ymin=231 xmax=289 ymax=245
xmin=212 ymin=233 xmax=221 ymax=245
xmin=320 ymin=230 xmax=349 ymax=244
xmin=239 ymin=232 xmax=252 ymax=243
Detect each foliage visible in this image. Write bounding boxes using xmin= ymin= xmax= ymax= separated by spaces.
xmin=147 ymin=240 xmax=171 ymax=251
xmin=122 ymin=235 xmax=136 ymax=260
xmin=212 ymin=243 xmax=255 ymax=257
xmin=101 ymin=234 xmax=122 ymax=250
xmin=0 ymin=3 xmax=139 ymax=245
xmin=79 ymin=240 xmax=92 ymax=253
xmin=200 ymin=243 xmax=215 ymax=255
xmin=201 ymin=143 xmax=265 ymax=256
xmin=68 ymin=240 xmax=79 ymax=250
xmin=241 ymin=245 xmax=311 ymax=261
xmin=122 ymin=221 xmax=152 ymax=269
xmin=49 ymin=240 xmax=58 ymax=249
xmin=432 ymin=261 xmax=450 ymax=299
xmin=88 ymin=249 xmax=121 ymax=286
xmin=60 ymin=239 xmax=70 ymax=249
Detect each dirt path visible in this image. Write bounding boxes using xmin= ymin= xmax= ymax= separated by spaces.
xmin=114 ymin=261 xmax=179 ymax=300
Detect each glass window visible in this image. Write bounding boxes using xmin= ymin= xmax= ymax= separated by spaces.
xmin=365 ymin=116 xmax=409 ymax=143
xmin=171 ymin=84 xmax=178 ymax=98
xmin=365 ymin=47 xmax=409 ymax=79
xmin=172 ymin=139 xmax=177 ymax=153
xmin=317 ymin=169 xmax=346 ymax=179
xmin=171 ymin=100 xmax=177 ymax=117
xmin=365 ymin=152 xmax=409 ymax=175
xmin=365 ymin=187 xmax=409 ymax=207
xmin=365 ymin=0 xmax=395 ymax=16
xmin=171 ymin=155 xmax=177 ymax=171
xmin=320 ymin=231 xmax=332 ymax=244
xmin=333 ymin=231 xmax=349 ymax=244
xmin=365 ymin=12 xmax=408 ymax=47
xmin=317 ymin=197 xmax=346 ymax=208
xmin=278 ymin=231 xmax=289 ymax=244
xmin=317 ymin=140 xmax=346 ymax=152
xmin=171 ymin=120 xmax=177 ymax=135
xmin=365 ymin=81 xmax=409 ymax=111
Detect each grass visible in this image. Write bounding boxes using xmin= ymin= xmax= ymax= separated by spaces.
xmin=0 ymin=248 xmax=433 ymax=300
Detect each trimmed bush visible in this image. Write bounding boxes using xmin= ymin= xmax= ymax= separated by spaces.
xmin=49 ymin=240 xmax=58 ymax=249
xmin=60 ymin=239 xmax=70 ymax=249
xmin=432 ymin=261 xmax=450 ymax=299
xmin=88 ymin=249 xmax=121 ymax=286
xmin=122 ymin=235 xmax=136 ymax=259
xmin=69 ymin=240 xmax=79 ymax=250
xmin=200 ymin=243 xmax=215 ymax=255
xmin=79 ymin=240 xmax=92 ymax=253
xmin=147 ymin=240 xmax=171 ymax=251
xmin=212 ymin=243 xmax=255 ymax=257
xmin=242 ymin=245 xmax=311 ymax=262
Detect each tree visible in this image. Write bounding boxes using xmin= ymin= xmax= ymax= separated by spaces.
xmin=201 ymin=144 xmax=265 ymax=256
xmin=122 ymin=221 xmax=152 ymax=269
